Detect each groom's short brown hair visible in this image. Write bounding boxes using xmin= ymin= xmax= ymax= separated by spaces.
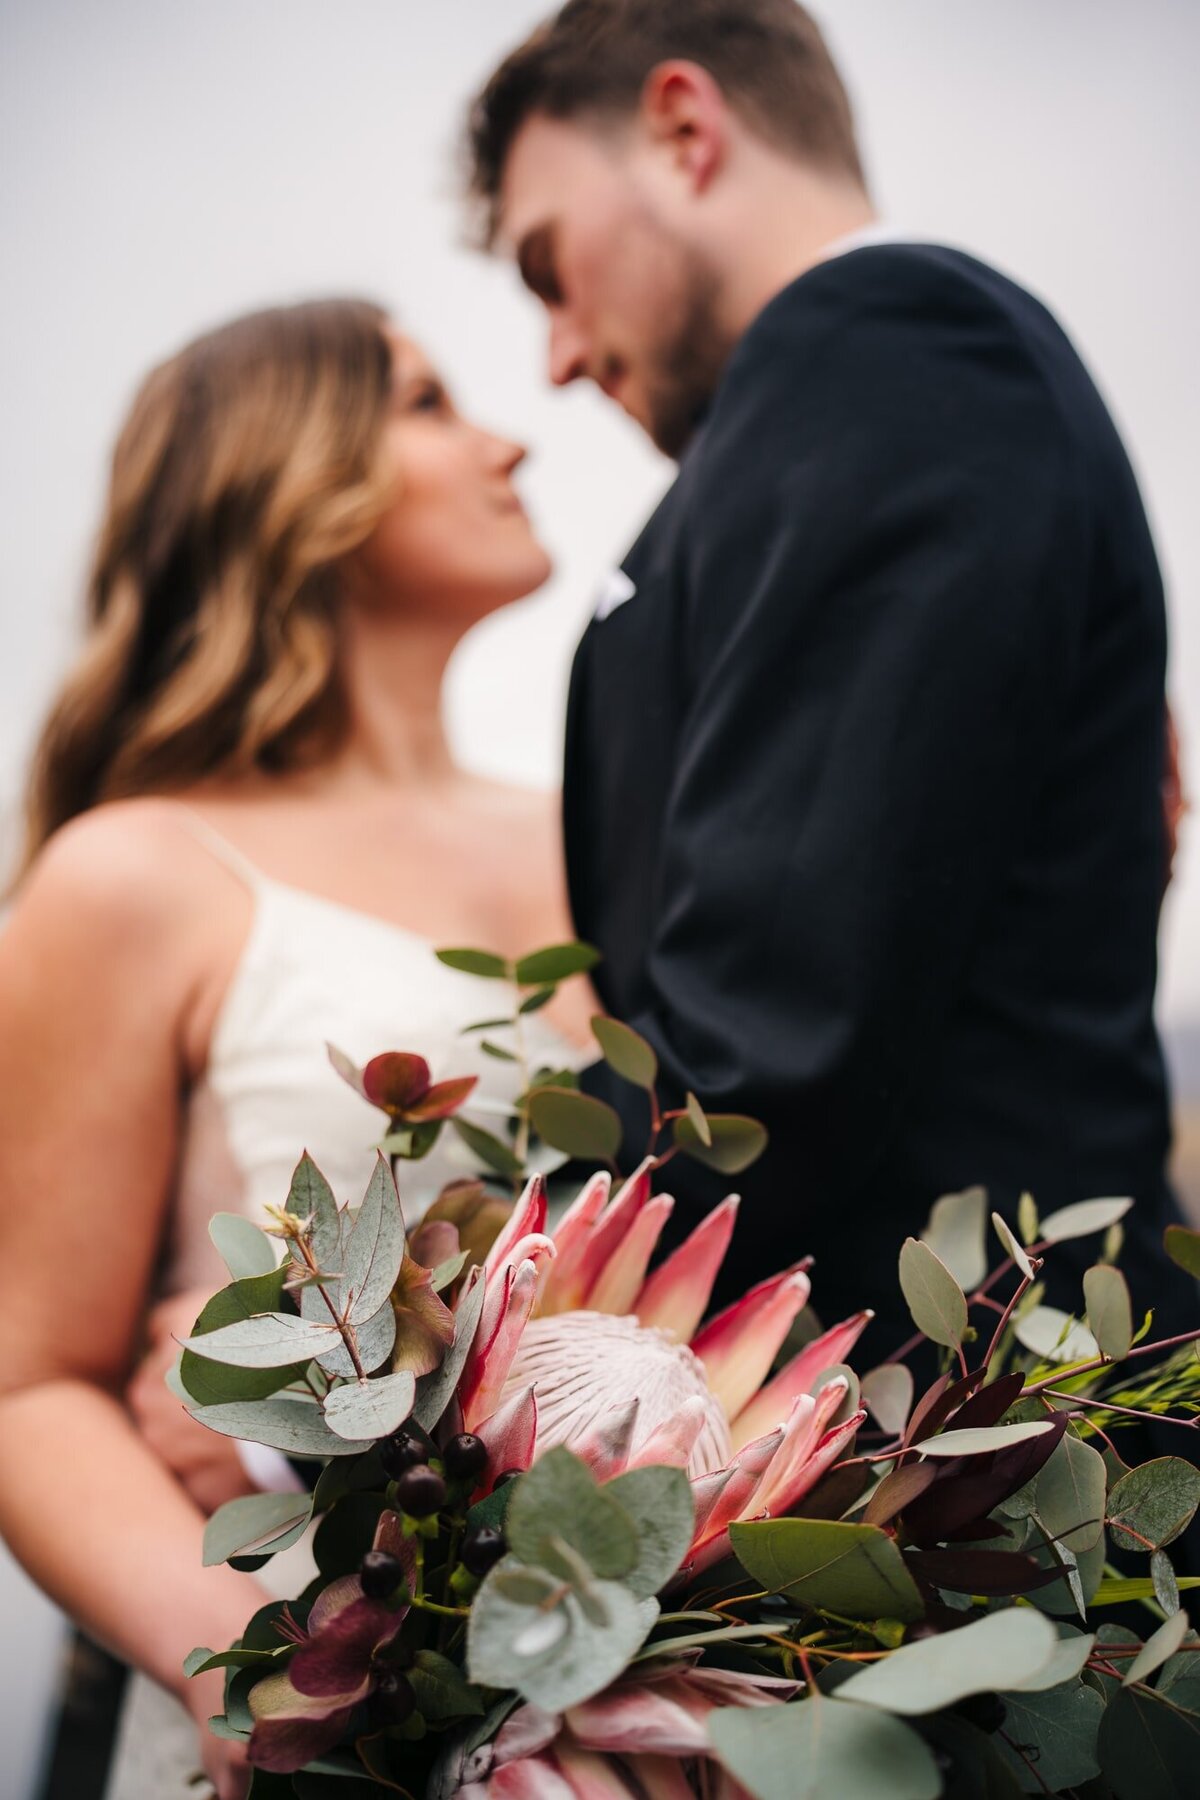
xmin=468 ymin=0 xmax=864 ymax=244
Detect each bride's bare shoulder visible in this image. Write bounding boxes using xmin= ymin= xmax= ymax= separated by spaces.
xmin=12 ymin=797 xmax=230 ymax=941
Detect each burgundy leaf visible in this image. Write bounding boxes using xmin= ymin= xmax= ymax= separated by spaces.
xmin=939 ymin=1515 xmax=1012 ymax=1543
xmin=902 ymin=1412 xmax=1068 ymax=1547
xmin=362 ymin=1052 xmax=432 ymax=1114
xmin=861 ymin=1459 xmax=938 ymax=1530
xmin=406 ymin=1075 xmax=479 ymax=1121
xmin=942 ymin=1370 xmax=1026 ymax=1434
xmin=289 ymin=1596 xmax=404 ymax=1699
xmin=906 ymin=1548 xmax=1060 ymax=1595
xmin=903 ymin=1368 xmax=986 ymax=1447
xmin=249 ymin=1702 xmax=355 ymax=1774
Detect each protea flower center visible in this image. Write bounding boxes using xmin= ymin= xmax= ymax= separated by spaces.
xmin=502 ymin=1310 xmax=733 ymax=1478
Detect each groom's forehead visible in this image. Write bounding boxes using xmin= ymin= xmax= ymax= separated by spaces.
xmin=496 ymin=114 xmax=621 ymax=252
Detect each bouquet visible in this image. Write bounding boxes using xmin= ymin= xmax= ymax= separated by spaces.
xmin=175 ymin=945 xmax=1200 ymax=1800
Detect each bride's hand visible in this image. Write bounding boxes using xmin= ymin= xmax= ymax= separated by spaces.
xmin=127 ymin=1289 xmax=254 ymax=1513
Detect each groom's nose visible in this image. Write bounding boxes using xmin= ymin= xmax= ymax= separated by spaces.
xmin=548 ymin=310 xmax=589 ymax=388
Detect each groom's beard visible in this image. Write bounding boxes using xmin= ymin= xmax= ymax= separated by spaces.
xmin=640 ymin=249 xmax=734 ymax=460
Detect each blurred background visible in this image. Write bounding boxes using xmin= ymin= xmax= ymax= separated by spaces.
xmin=2 ymin=2 xmax=1198 ymax=1792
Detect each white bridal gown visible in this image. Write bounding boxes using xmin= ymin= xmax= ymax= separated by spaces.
xmin=101 ymin=810 xmax=588 ymax=1799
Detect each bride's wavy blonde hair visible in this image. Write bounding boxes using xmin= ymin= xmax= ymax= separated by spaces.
xmin=17 ymin=298 xmax=395 ymax=877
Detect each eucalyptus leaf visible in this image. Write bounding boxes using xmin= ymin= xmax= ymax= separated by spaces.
xmin=1107 ymin=1458 xmax=1200 ymax=1554
xmin=1018 ymin=1192 xmax=1039 ymax=1247
xmin=1084 ymin=1262 xmax=1133 ymax=1360
xmin=322 ymin=1370 xmax=416 ymax=1441
xmin=1123 ymin=1607 xmax=1191 ymax=1686
xmin=860 ymin=1365 xmax=914 ymax=1436
xmin=341 ymin=1154 xmax=405 ymax=1324
xmin=1152 ymin=1549 xmax=1181 ymax=1616
xmin=1164 ymin=1224 xmax=1200 ymax=1278
xmin=312 ymin=1294 xmax=396 ymax=1382
xmin=1098 ymin=1682 xmax=1200 ymax=1799
xmin=811 ymin=1363 xmax=862 ymax=1428
xmin=202 ymin=1492 xmax=313 ymax=1568
xmin=838 ymin=1608 xmax=1059 ymax=1713
xmin=590 ymin=1015 xmax=658 ymax=1090
xmin=480 ymin=1040 xmax=519 ymax=1063
xmin=993 ymin=1211 xmax=1035 ymax=1282
xmin=450 ymin=1116 xmax=524 ymax=1179
xmin=181 ymin=1312 xmax=342 ymax=1369
xmin=1012 ymin=1305 xmax=1099 ymax=1364
xmin=1005 ymin=1629 xmax=1096 ymax=1692
xmin=994 ymin=1682 xmax=1103 ymax=1793
xmin=527 ymin=1088 xmax=622 ymax=1163
xmin=186 ymin=1393 xmax=372 ymax=1456
xmin=709 ymin=1697 xmax=941 ymax=1800
xmin=898 ymin=1237 xmax=968 ymax=1350
xmin=436 ymin=948 xmax=511 ymax=979
xmin=505 ymin=1449 xmax=637 ymax=1581
xmin=1033 ymin=1431 xmax=1108 ymax=1555
xmin=285 ymin=1152 xmax=344 ymax=1270
xmin=519 ymin=985 xmax=557 ymax=1015
xmin=1039 ymin=1196 xmax=1133 ymax=1244
xmin=179 ymin=1267 xmax=309 ymax=1405
xmin=913 ymin=1421 xmax=1055 ymax=1459
xmin=603 ymin=1465 xmax=695 ymax=1597
xmin=672 ymin=1112 xmax=768 ymax=1174
xmin=921 ymin=1186 xmax=988 ymax=1291
xmin=514 ymin=942 xmax=600 ymax=986
xmin=209 ymin=1213 xmax=276 ymax=1281
xmin=728 ymin=1518 xmax=923 ymax=1622
xmin=467 ymin=1564 xmax=656 ymax=1711
xmin=430 ymin=1250 xmax=468 ymax=1292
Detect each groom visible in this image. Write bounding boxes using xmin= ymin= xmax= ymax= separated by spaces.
xmin=469 ymin=0 xmax=1195 ymax=1345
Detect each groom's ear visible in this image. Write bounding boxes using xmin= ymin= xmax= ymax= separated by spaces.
xmin=638 ymin=60 xmax=728 ymax=192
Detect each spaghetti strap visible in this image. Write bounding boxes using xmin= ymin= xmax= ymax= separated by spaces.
xmin=164 ymin=805 xmax=266 ymax=894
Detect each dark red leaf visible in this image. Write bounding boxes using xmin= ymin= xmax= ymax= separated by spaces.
xmin=942 ymin=1370 xmax=1026 ymax=1434
xmin=903 ymin=1368 xmax=987 ymax=1447
xmin=289 ymin=1596 xmax=404 ymax=1699
xmin=406 ymin=1075 xmax=479 ymax=1121
xmin=861 ymin=1459 xmax=939 ymax=1529
xmin=902 ymin=1412 xmax=1068 ymax=1548
xmin=906 ymin=1548 xmax=1060 ymax=1595
xmin=249 ymin=1700 xmax=355 ymax=1774
xmin=362 ymin=1052 xmax=432 ymax=1114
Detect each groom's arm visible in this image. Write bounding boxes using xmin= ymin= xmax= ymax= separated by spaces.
xmin=579 ymin=269 xmax=1091 ymax=1206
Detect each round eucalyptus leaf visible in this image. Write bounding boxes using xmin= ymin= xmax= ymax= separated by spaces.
xmin=322 ymin=1370 xmax=416 ymax=1441
xmin=590 ymin=1015 xmax=658 ymax=1090
xmin=992 ymin=1211 xmax=1035 ymax=1282
xmin=921 ymin=1186 xmax=988 ymax=1291
xmin=861 ymin=1364 xmax=914 ymax=1436
xmin=1039 ymin=1196 xmax=1133 ymax=1245
xmin=1107 ymin=1458 xmax=1200 ymax=1554
xmin=838 ymin=1608 xmax=1059 ymax=1714
xmin=528 ymin=1088 xmax=622 ymax=1163
xmin=898 ymin=1236 xmax=968 ymax=1350
xmin=1164 ymin=1223 xmax=1200 ymax=1278
xmin=1083 ymin=1263 xmax=1133 ymax=1361
xmin=709 ymin=1696 xmax=941 ymax=1800
xmin=1013 ymin=1305 xmax=1099 ymax=1365
xmin=672 ymin=1112 xmax=768 ymax=1174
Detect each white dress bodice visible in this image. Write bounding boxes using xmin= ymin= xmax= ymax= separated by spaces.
xmin=163 ymin=811 xmax=589 ymax=1294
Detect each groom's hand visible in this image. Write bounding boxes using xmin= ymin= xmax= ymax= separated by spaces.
xmin=126 ymin=1287 xmax=254 ymax=1514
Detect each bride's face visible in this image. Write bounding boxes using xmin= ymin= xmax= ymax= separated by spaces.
xmin=352 ymin=333 xmax=552 ymax=623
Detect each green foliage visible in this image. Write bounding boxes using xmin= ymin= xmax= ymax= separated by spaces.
xmin=591 ymin=1014 xmax=658 ymax=1089
xmin=1084 ymin=1262 xmax=1134 ymax=1360
xmin=1107 ymin=1458 xmax=1200 ymax=1553
xmin=729 ymin=1518 xmax=924 ymax=1622
xmin=435 ymin=948 xmax=511 ymax=979
xmin=178 ymin=1266 xmax=309 ymax=1405
xmin=709 ymin=1697 xmax=942 ymax=1800
xmin=672 ymin=1111 xmax=768 ymax=1173
xmin=898 ymin=1236 xmax=967 ymax=1350
xmin=202 ymin=1492 xmax=313 ymax=1568
xmin=921 ymin=1186 xmax=988 ymax=1291
xmin=526 ymin=1087 xmax=622 ymax=1163
xmin=513 ymin=942 xmax=600 ymax=985
xmin=1164 ymin=1222 xmax=1200 ymax=1277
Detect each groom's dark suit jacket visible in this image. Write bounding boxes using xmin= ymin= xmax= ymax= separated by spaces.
xmin=565 ymin=243 xmax=1195 ymax=1352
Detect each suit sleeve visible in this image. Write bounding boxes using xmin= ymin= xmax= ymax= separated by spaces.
xmin=580 ymin=285 xmax=1088 ymax=1201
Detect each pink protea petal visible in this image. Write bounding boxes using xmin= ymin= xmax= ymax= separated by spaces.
xmin=574 ymin=1159 xmax=654 ymax=1306
xmin=754 ymin=1400 xmax=866 ymax=1520
xmin=749 ymin=1383 xmax=846 ymax=1517
xmin=495 ymin=1705 xmax=563 ymax=1764
xmin=553 ymin=1745 xmax=639 ymax=1798
xmin=684 ymin=1429 xmax=784 ymax=1576
xmin=486 ymin=1175 xmax=548 ymax=1280
xmin=728 ymin=1309 xmax=874 ymax=1450
xmin=461 ymin=1259 xmax=539 ymax=1428
xmin=586 ymin=1195 xmax=675 ymax=1317
xmin=566 ymin=1397 xmax=641 ymax=1481
xmin=539 ymin=1173 xmax=611 ymax=1315
xmin=688 ymin=1465 xmax=737 ymax=1539
xmin=633 ymin=1196 xmax=740 ymax=1342
xmin=625 ymin=1395 xmax=707 ymax=1472
xmin=475 ymin=1384 xmax=538 ymax=1492
xmin=488 ymin=1760 xmax=579 ymax=1800
xmin=689 ymin=1268 xmax=812 ymax=1421
xmin=565 ymin=1684 xmax=710 ymax=1756
xmin=628 ymin=1758 xmax=698 ymax=1800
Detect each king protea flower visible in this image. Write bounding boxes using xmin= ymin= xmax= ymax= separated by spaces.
xmin=450 ymin=1163 xmax=870 ymax=1578
xmin=449 ymin=1658 xmax=797 ymax=1798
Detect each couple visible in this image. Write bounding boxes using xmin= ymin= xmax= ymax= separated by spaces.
xmin=0 ymin=3 xmax=1194 ymax=1797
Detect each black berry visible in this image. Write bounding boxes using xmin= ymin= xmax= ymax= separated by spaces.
xmin=461 ymin=1524 xmax=506 ymax=1577
xmin=367 ymin=1667 xmax=415 ymax=1728
xmin=443 ymin=1433 xmax=489 ymax=1482
xmin=395 ymin=1464 xmax=446 ymax=1518
xmin=493 ymin=1468 xmax=524 ymax=1488
xmin=359 ymin=1549 xmax=405 ymax=1601
xmin=379 ymin=1426 xmax=433 ymax=1478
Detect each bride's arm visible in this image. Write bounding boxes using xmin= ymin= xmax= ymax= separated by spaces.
xmin=0 ymin=814 xmax=263 ymax=1784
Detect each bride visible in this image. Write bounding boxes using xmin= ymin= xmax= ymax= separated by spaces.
xmin=0 ymin=299 xmax=593 ymax=1799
